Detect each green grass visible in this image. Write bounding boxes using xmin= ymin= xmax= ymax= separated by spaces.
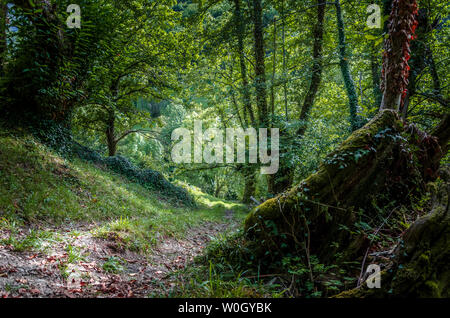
xmin=0 ymin=128 xmax=248 ymax=252
xmin=102 ymin=256 xmax=126 ymax=274
xmin=172 ymin=264 xmax=280 ymax=298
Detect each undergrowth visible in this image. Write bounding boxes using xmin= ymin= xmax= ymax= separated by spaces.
xmin=0 ymin=127 xmax=247 ymax=253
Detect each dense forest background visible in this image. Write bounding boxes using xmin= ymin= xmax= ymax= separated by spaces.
xmin=0 ymin=0 xmax=448 ymax=298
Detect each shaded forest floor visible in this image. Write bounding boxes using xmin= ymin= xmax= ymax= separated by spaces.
xmin=0 ymin=219 xmax=240 ymax=298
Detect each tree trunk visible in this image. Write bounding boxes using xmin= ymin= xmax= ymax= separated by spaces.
xmin=267 ymin=0 xmax=326 ymax=195
xmin=281 ymin=0 xmax=288 ymax=121
xmin=234 ymin=0 xmax=255 ymax=127
xmin=380 ymin=0 xmax=418 ymax=112
xmin=245 ymin=110 xmax=444 ymax=265
xmin=270 ymin=17 xmax=276 ymax=121
xmin=242 ymin=166 xmax=256 ymax=204
xmin=214 ymin=176 xmax=224 ymax=198
xmin=431 ymin=113 xmax=450 ymax=155
xmin=335 ymin=0 xmax=359 ymax=131
xmin=0 ymin=2 xmax=7 ymax=76
xmin=267 ymin=164 xmax=293 ymax=195
xmin=427 ymin=47 xmax=441 ymax=96
xmin=106 ymin=112 xmax=118 ymax=157
xmin=252 ymin=0 xmax=268 ymax=127
xmin=296 ymin=0 xmax=325 ymax=137
xmin=370 ymin=45 xmax=383 ymax=109
xmin=401 ymin=9 xmax=433 ymax=120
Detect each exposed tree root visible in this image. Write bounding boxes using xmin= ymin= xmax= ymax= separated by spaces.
xmin=336 ymin=168 xmax=449 ymax=297
xmin=244 ymin=110 xmax=445 ymax=268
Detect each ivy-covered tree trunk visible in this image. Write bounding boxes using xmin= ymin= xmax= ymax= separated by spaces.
xmin=370 ymin=45 xmax=383 ymax=109
xmin=380 ymin=0 xmax=418 ymax=112
xmin=335 ymin=0 xmax=359 ymax=131
xmin=251 ymin=0 xmax=268 ymax=127
xmin=401 ymin=9 xmax=440 ymax=120
xmin=270 ymin=17 xmax=277 ymax=120
xmin=2 ymin=1 xmax=74 ymax=124
xmin=281 ymin=0 xmax=288 ymax=121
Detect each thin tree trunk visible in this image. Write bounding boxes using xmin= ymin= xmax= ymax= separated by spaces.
xmin=0 ymin=2 xmax=7 ymax=76
xmin=214 ymin=176 xmax=224 ymax=197
xmin=281 ymin=0 xmax=288 ymax=121
xmin=426 ymin=45 xmax=441 ymax=96
xmin=234 ymin=0 xmax=255 ymax=127
xmin=252 ymin=0 xmax=268 ymax=127
xmin=228 ymin=52 xmax=245 ymax=128
xmin=297 ymin=0 xmax=325 ymax=137
xmin=270 ymin=17 xmax=277 ymax=121
xmin=106 ymin=111 xmax=118 ymax=157
xmin=335 ymin=0 xmax=359 ymax=131
xmin=231 ymin=87 xmax=245 ymax=128
xmin=242 ymin=166 xmax=256 ymax=204
xmin=370 ymin=45 xmax=383 ymax=108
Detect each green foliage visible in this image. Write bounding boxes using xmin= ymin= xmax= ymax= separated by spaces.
xmin=1 ymin=1 xmax=113 ymax=124
xmin=0 ymin=0 xmax=448 ymax=300
xmin=83 ymin=151 xmax=195 ymax=207
xmin=102 ymin=256 xmax=125 ymax=274
xmin=0 ymin=128 xmax=190 ymax=224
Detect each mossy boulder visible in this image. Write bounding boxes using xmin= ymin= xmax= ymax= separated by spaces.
xmin=244 ymin=110 xmax=441 ymax=265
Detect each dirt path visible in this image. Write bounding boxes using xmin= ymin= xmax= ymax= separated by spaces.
xmin=0 ymin=220 xmax=237 ymax=298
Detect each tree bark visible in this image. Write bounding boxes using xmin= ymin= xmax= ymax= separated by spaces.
xmin=335 ymin=0 xmax=359 ymax=131
xmin=431 ymin=113 xmax=450 ymax=155
xmin=270 ymin=17 xmax=276 ymax=121
xmin=296 ymin=0 xmax=325 ymax=137
xmin=234 ymin=0 xmax=255 ymax=127
xmin=106 ymin=111 xmax=118 ymax=157
xmin=370 ymin=45 xmax=383 ymax=109
xmin=401 ymin=9 xmax=433 ymax=120
xmin=380 ymin=0 xmax=418 ymax=112
xmin=252 ymin=0 xmax=268 ymax=127
xmin=242 ymin=166 xmax=256 ymax=204
xmin=281 ymin=0 xmax=288 ymax=121
xmin=245 ymin=110 xmax=444 ymax=265
xmin=0 ymin=2 xmax=7 ymax=76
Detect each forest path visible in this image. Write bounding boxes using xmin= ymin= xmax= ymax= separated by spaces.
xmin=0 ymin=217 xmax=239 ymax=298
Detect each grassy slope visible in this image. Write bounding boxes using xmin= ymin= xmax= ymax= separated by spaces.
xmin=0 ymin=129 xmax=247 ymax=253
